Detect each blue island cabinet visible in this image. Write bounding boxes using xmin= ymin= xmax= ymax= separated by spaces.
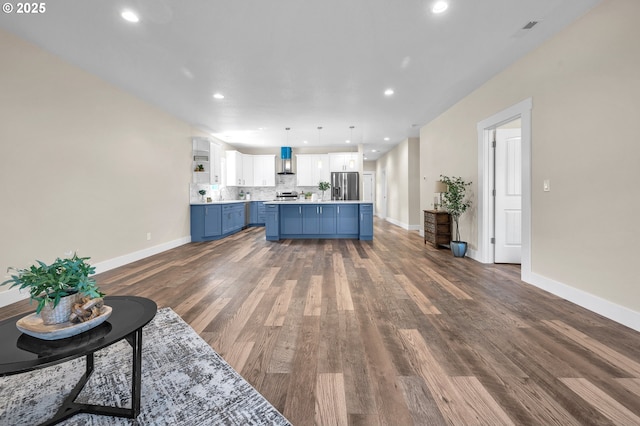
xmin=302 ymin=204 xmax=337 ymax=235
xmin=280 ymin=204 xmax=303 ymax=235
xmin=336 ymin=204 xmax=359 ymax=235
xmin=266 ymin=202 xmax=372 ymax=240
xmin=359 ymin=204 xmax=374 ymax=240
xmin=265 ymin=204 xmax=279 ymax=240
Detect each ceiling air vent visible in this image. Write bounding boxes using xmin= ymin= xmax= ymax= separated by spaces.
xmin=512 ymin=21 xmax=541 ymax=39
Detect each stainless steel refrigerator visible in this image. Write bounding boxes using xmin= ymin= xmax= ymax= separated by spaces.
xmin=331 ymin=172 xmax=359 ymax=200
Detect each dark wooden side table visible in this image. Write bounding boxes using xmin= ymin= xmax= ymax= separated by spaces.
xmin=424 ymin=210 xmax=451 ymax=248
xmin=0 ymin=296 xmax=157 ymax=425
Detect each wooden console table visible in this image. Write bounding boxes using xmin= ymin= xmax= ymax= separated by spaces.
xmin=424 ymin=210 xmax=451 ymax=248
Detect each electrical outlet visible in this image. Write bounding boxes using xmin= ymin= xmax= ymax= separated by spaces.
xmin=146 ymin=233 xmax=151 ymax=241
xmin=543 ymin=179 xmax=550 ymax=192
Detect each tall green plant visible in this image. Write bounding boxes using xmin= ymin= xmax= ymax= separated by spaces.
xmin=439 ymin=175 xmax=472 ymax=242
xmin=1 ymin=253 xmax=103 ymax=314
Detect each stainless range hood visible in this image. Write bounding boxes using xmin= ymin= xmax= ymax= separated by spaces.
xmin=277 ymin=146 xmax=294 ymax=175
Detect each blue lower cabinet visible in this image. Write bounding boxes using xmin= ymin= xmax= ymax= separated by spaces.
xmin=266 ymin=203 xmax=369 ymax=240
xmin=359 ymin=204 xmax=374 ymax=240
xmin=301 ymin=204 xmax=336 ymax=235
xmin=204 ymin=205 xmax=222 ymax=237
xmin=249 ymin=201 xmax=266 ymax=226
xmin=223 ymin=204 xmax=245 ymax=234
xmin=302 ymin=205 xmax=320 ymax=234
xmin=265 ymin=204 xmax=279 ymax=240
xmin=318 ymin=204 xmax=337 ymax=235
xmin=191 ymin=205 xmax=222 ymax=242
xmin=191 ymin=203 xmax=246 ymax=242
xmin=336 ymin=204 xmax=359 ymax=235
xmin=280 ymin=205 xmax=303 ymax=235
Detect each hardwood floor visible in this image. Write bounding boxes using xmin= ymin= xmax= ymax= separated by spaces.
xmin=2 ymin=218 xmax=640 ymax=425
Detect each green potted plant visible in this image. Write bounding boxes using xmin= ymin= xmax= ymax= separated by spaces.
xmin=318 ymin=181 xmax=331 ymax=201
xmin=439 ymin=175 xmax=472 ymax=257
xmin=1 ymin=253 xmax=104 ymax=324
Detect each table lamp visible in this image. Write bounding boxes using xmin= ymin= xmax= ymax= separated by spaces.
xmin=434 ymin=180 xmax=447 ymax=210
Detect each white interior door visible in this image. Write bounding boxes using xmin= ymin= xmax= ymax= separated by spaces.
xmin=495 ymin=128 xmax=522 ymax=263
xmin=363 ymin=172 xmax=375 ymax=203
xmin=380 ymin=169 xmax=387 ymax=219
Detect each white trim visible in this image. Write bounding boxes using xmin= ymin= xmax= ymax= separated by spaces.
xmin=385 ymin=217 xmax=418 ymax=231
xmin=0 ymin=236 xmax=191 ymax=308
xmin=0 ymin=287 xmax=29 ymax=308
xmin=93 ymin=236 xmax=191 ymax=274
xmin=528 ymin=272 xmax=640 ymax=332
xmin=477 ymin=98 xmax=532 ymax=281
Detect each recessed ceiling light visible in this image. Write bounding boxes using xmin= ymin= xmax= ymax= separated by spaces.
xmin=384 ymin=137 xmax=390 ymax=141
xmin=372 ymin=149 xmax=378 ymax=153
xmin=303 ymin=140 xmax=308 ymax=144
xmin=384 ymin=89 xmax=394 ymax=96
xmin=121 ymin=10 xmax=139 ymax=23
xmin=213 ymin=93 xmax=224 ymax=100
xmin=346 ymin=140 xmax=351 ymax=144
xmin=432 ymin=1 xmax=448 ymax=14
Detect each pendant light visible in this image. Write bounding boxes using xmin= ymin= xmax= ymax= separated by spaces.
xmin=281 ymin=127 xmax=292 ymax=173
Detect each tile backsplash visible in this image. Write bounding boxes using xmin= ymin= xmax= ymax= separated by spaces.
xmin=189 ymin=174 xmax=325 ymax=203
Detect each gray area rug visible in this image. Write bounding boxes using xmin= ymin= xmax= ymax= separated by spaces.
xmin=0 ymin=308 xmax=292 ymax=425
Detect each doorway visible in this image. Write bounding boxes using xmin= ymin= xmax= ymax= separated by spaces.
xmin=477 ymin=98 xmax=532 ymax=281
xmin=494 ymin=122 xmax=522 ymax=263
xmin=362 ymin=172 xmax=375 ymax=204
xmin=380 ymin=169 xmax=387 ymax=219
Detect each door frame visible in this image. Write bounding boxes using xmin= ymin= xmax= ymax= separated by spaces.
xmin=380 ymin=169 xmax=387 ymax=219
xmin=477 ymin=98 xmax=532 ymax=281
xmin=362 ymin=171 xmax=376 ymax=204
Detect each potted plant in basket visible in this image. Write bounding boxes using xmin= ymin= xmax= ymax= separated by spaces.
xmin=1 ymin=253 xmax=104 ymax=324
xmin=439 ymin=175 xmax=472 ymax=258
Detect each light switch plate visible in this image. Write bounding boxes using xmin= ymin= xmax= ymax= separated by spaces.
xmin=543 ymin=179 xmax=550 ymax=192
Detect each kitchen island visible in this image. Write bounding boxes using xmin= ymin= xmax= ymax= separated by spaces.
xmin=264 ymin=201 xmax=373 ymax=241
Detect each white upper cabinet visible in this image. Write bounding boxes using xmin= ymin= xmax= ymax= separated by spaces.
xmin=226 ymin=150 xmax=243 ymax=186
xmin=329 ymin=152 xmax=360 ymax=172
xmin=297 ymin=154 xmax=330 ymax=187
xmin=192 ymin=137 xmax=221 ymax=185
xmin=226 ymin=151 xmax=275 ymax=187
xmin=241 ymin=154 xmax=254 ymax=186
xmin=253 ymin=155 xmax=276 ymax=187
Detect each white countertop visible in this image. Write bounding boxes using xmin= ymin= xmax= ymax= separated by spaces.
xmin=264 ymin=200 xmax=371 ymax=205
xmin=190 ymin=200 xmax=267 ymax=205
xmin=192 ymin=200 xmax=372 ymax=205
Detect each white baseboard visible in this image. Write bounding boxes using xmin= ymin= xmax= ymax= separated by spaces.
xmin=0 ymin=236 xmax=191 ymax=309
xmin=92 ymin=236 xmax=191 ymax=274
xmin=0 ymin=287 xmax=29 ymax=308
xmin=385 ymin=217 xmax=421 ymax=231
xmin=526 ymin=272 xmax=640 ymax=332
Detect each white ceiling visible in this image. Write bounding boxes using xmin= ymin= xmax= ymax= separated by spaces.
xmin=0 ymin=0 xmax=601 ymax=160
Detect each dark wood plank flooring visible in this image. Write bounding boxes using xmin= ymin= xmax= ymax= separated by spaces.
xmin=2 ymin=218 xmax=639 ymax=425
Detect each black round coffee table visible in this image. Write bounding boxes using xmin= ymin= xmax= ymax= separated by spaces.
xmin=0 ymin=295 xmax=157 ymax=425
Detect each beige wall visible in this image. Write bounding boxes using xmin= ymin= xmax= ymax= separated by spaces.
xmin=0 ymin=30 xmax=194 ymax=304
xmin=419 ymin=0 xmax=640 ymax=314
xmin=363 ymin=161 xmax=376 ymax=172
xmin=376 ymin=137 xmax=420 ymax=229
